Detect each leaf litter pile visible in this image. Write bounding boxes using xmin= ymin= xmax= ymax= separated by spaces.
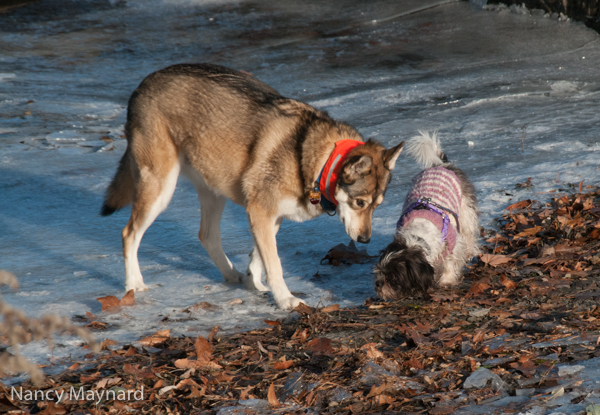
xmin=3 ymin=187 xmax=600 ymax=414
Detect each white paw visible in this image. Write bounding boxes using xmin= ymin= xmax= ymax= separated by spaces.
xmin=223 ymin=269 xmax=244 ymax=284
xmin=245 ymin=277 xmax=269 ymax=292
xmin=244 ymin=270 xmax=269 ymax=291
xmin=276 ymin=295 xmax=305 ymax=310
xmin=126 ymin=282 xmax=149 ymax=292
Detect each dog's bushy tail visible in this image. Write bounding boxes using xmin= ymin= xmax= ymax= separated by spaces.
xmin=405 ymin=131 xmax=448 ymax=168
xmin=100 ymin=147 xmax=134 ymax=216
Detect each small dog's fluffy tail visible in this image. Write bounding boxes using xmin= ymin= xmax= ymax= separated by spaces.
xmin=405 ymin=131 xmax=448 ymax=169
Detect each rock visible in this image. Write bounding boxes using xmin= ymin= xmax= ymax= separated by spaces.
xmin=462 ymin=341 xmax=473 ymax=355
xmin=483 ymin=356 xmax=516 ymax=367
xmin=463 ymin=368 xmax=505 ymax=391
xmin=329 ymin=387 xmax=352 ymax=404
xmin=515 ymin=388 xmax=535 ymax=397
xmin=488 ymin=396 xmax=530 ymax=406
xmin=216 ymin=399 xmax=271 ymax=415
xmin=558 ymin=364 xmax=585 ymax=377
xmin=359 ymin=361 xmax=396 ymax=386
xmin=279 ymin=372 xmax=306 ymax=401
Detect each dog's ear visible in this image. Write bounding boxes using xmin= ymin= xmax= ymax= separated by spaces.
xmin=383 ymin=141 xmax=405 ymax=170
xmin=342 ymin=155 xmax=372 ymax=183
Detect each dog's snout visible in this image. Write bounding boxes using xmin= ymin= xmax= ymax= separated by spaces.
xmin=357 ymin=235 xmax=370 ymax=244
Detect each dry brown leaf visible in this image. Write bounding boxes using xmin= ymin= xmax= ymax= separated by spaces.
xmin=466 ymin=282 xmax=491 ymax=298
xmin=267 ymin=383 xmax=280 ymax=407
xmin=264 ymin=319 xmax=281 ymax=326
xmin=372 ymin=394 xmax=394 ymax=405
xmin=405 ymin=357 xmax=423 ymax=370
xmin=367 ymin=383 xmax=390 ymax=398
xmin=480 ymin=254 xmax=512 ymax=267
xmin=194 ymin=336 xmax=213 ymax=362
xmin=96 ymin=295 xmax=120 ymax=311
xmin=80 ymin=372 xmax=101 ymax=383
xmin=97 ymin=290 xmax=135 ymax=311
xmin=139 ymin=329 xmax=170 ymax=346
xmin=273 ymin=360 xmax=293 ymax=370
xmin=176 ymin=378 xmax=201 ymax=391
xmin=100 ymin=339 xmax=118 ymax=350
xmin=506 ymin=199 xmax=532 ymax=211
xmin=174 ymin=358 xmax=222 ymax=371
xmin=119 ymin=289 xmax=135 ymax=306
xmin=431 ymin=293 xmax=458 ymax=302
xmin=320 ymin=304 xmax=340 ymax=313
xmin=500 ymin=274 xmax=517 ymax=290
xmin=306 ymin=337 xmax=334 ymax=354
xmin=514 ymin=226 xmax=542 ymax=238
xmin=294 ymin=303 xmax=313 ymax=315
xmin=124 ymin=346 xmax=137 ymax=357
xmin=360 ymin=343 xmax=384 ymax=359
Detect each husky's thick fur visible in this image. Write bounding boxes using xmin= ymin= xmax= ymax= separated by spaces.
xmin=374 ymin=132 xmax=479 ymax=299
xmin=101 ymin=63 xmax=404 ymax=309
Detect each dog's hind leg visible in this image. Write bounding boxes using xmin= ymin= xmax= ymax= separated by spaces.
xmin=245 ymin=217 xmax=282 ymax=291
xmin=247 ymin=208 xmax=304 ymax=309
xmin=196 ymin=185 xmax=244 ymax=284
xmin=122 ymin=161 xmax=180 ymax=292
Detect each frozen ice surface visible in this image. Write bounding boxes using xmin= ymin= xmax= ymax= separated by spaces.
xmin=1 ymin=0 xmax=599 ymax=378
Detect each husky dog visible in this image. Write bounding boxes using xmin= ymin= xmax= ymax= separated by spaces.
xmin=101 ymin=63 xmax=404 ymax=309
xmin=374 ymin=132 xmax=478 ymax=299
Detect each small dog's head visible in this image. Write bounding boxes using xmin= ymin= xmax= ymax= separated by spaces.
xmin=335 ymin=139 xmax=404 ymax=244
xmin=374 ymin=235 xmax=435 ymax=299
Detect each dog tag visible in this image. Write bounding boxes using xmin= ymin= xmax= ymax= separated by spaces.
xmin=309 ymin=189 xmax=321 ymax=205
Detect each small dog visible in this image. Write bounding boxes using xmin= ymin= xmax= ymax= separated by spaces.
xmin=374 ymin=132 xmax=479 ymax=299
xmin=101 ymin=63 xmax=404 ymax=309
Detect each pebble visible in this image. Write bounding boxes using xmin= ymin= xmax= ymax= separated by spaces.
xmin=557 ymin=365 xmax=585 ymax=377
xmin=463 ymin=368 xmax=505 ymax=391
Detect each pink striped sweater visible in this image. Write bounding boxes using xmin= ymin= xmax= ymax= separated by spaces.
xmin=397 ymin=166 xmax=462 ymax=255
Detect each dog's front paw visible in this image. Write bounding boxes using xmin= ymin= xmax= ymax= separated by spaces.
xmin=276 ymin=295 xmax=306 ymax=310
xmin=223 ymin=269 xmax=244 ymax=284
xmin=126 ymin=282 xmax=149 ymax=292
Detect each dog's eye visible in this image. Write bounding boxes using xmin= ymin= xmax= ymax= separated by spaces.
xmin=356 ymin=199 xmax=366 ymax=208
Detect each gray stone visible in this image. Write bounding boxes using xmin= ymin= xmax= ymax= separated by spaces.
xmin=280 ymin=372 xmax=306 ymax=401
xmin=329 ymin=387 xmax=352 ymax=404
xmin=515 ymin=388 xmax=535 ymax=397
xmin=488 ymin=396 xmax=530 ymax=406
xmin=359 ymin=361 xmax=396 ymax=386
xmin=558 ymin=365 xmax=585 ymax=377
xmin=217 ymin=399 xmax=271 ymax=415
xmin=463 ymin=368 xmax=505 ymax=391
xmin=483 ymin=356 xmax=516 ymax=367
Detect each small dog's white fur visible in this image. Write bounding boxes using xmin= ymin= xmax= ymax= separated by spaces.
xmin=374 ymin=132 xmax=479 ymax=299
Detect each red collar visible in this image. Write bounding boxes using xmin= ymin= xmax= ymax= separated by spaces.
xmin=318 ymin=140 xmax=364 ymax=205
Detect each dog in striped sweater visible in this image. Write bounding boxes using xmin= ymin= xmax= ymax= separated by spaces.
xmin=374 ymin=132 xmax=479 ymax=299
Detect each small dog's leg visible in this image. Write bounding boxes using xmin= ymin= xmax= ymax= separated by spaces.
xmin=197 ymin=187 xmax=243 ymax=284
xmin=245 ymin=218 xmax=282 ymax=292
xmin=438 ymin=240 xmax=467 ymax=287
xmin=122 ymin=164 xmax=180 ymax=292
xmin=247 ymin=208 xmax=304 ymax=309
